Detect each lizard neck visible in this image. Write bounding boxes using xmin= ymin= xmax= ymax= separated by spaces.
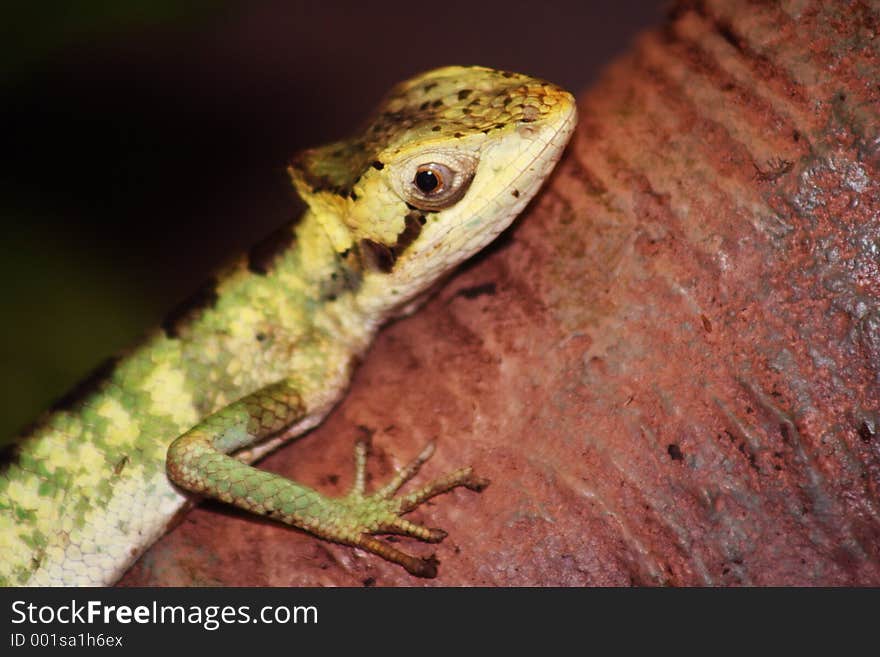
xmin=285 ymin=205 xmax=436 ymax=346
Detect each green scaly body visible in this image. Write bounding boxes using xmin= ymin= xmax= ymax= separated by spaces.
xmin=0 ymin=66 xmax=576 ymax=585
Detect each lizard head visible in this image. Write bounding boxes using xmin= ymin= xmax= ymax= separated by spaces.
xmin=288 ymin=65 xmax=576 ymax=313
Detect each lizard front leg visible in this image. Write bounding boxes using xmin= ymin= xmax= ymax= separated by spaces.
xmin=166 ymin=380 xmax=488 ymax=577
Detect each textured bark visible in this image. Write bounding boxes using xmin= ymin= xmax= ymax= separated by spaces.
xmin=121 ymin=0 xmax=880 ymax=586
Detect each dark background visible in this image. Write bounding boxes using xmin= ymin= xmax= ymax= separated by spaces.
xmin=1 ymin=0 xmax=665 ymax=440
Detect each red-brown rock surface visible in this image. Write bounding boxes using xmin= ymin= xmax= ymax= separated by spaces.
xmin=121 ymin=0 xmax=880 ymax=586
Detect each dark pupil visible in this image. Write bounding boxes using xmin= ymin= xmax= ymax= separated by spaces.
xmin=415 ymin=169 xmax=440 ymax=193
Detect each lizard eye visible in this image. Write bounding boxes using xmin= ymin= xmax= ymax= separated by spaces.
xmin=394 ymin=151 xmax=478 ymax=211
xmin=414 ymin=163 xmax=450 ymax=195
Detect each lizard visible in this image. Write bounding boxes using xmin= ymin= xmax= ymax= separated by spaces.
xmin=0 ymin=65 xmax=576 ymax=585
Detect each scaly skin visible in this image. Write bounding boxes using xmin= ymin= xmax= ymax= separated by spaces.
xmin=0 ymin=66 xmax=576 ymax=585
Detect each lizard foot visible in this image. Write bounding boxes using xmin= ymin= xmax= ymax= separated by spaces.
xmin=323 ymin=439 xmax=489 ymax=578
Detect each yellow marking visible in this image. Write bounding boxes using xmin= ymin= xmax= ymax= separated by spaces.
xmin=96 ymin=398 xmax=139 ymax=446
xmin=143 ymin=363 xmax=199 ymax=428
